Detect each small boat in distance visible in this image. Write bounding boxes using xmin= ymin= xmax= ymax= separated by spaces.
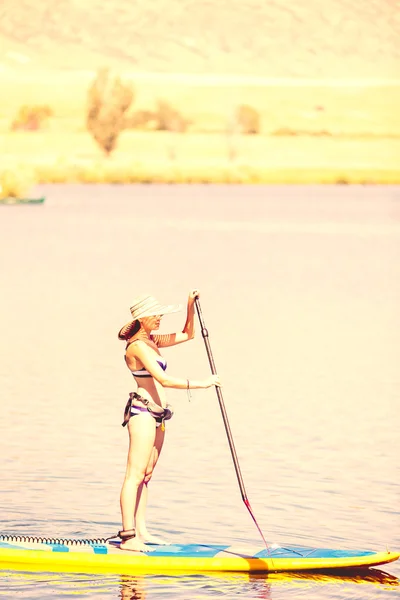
xmin=0 ymin=197 xmax=45 ymax=205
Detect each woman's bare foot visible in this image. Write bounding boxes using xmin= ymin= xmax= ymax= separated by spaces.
xmin=138 ymin=533 xmax=169 ymax=546
xmin=120 ymin=537 xmax=149 ymax=552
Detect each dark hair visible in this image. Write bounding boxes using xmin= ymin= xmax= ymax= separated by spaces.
xmin=119 ymin=319 xmax=141 ymax=340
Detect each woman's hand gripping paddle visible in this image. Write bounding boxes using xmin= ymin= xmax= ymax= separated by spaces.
xmin=194 ymin=296 xmax=272 ymax=556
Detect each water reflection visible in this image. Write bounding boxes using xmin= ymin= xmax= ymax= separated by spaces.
xmin=116 ymin=568 xmax=399 ymax=600
xmin=0 ymin=566 xmax=398 ymax=599
xmin=119 ymin=575 xmax=146 ymax=600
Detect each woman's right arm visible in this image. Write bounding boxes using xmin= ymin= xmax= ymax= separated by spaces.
xmin=131 ymin=341 xmax=221 ymax=390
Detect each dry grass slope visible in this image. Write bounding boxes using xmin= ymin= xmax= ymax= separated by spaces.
xmin=1 ymin=0 xmax=399 ymax=76
xmin=1 ymin=1 xmax=399 ymax=187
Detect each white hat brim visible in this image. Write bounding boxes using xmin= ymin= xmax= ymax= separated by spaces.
xmin=136 ymin=303 xmax=182 ymax=318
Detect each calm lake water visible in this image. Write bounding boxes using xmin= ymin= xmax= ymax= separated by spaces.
xmin=0 ymin=184 xmax=399 ymax=599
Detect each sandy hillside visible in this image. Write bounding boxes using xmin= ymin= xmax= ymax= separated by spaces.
xmin=0 ymin=0 xmax=399 ymax=77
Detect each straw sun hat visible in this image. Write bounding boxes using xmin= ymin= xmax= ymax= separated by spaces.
xmin=118 ymin=294 xmax=182 ymax=340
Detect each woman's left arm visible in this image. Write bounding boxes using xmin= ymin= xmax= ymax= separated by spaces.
xmin=153 ymin=290 xmax=198 ymax=348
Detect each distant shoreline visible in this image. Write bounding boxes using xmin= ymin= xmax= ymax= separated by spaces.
xmin=1 ymin=68 xmax=400 ymax=88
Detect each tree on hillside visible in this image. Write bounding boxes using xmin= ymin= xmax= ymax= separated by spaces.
xmin=11 ymin=105 xmax=53 ymax=131
xmin=155 ymin=100 xmax=189 ymax=133
xmin=86 ymin=68 xmax=134 ymax=156
xmin=225 ymin=103 xmax=261 ymax=161
xmin=235 ymin=104 xmax=260 ymax=134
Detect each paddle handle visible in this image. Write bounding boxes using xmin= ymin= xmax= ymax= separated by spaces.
xmin=194 ymin=297 xmax=270 ymax=551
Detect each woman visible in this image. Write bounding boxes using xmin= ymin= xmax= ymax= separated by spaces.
xmin=117 ymin=290 xmax=220 ymax=552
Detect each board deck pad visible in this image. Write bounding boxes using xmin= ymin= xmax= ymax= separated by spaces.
xmin=0 ymin=538 xmax=398 ymax=574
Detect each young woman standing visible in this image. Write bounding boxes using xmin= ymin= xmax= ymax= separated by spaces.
xmin=117 ymin=290 xmax=220 ymax=552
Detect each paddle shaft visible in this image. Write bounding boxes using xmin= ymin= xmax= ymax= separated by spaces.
xmin=194 ymin=297 xmax=270 ymax=550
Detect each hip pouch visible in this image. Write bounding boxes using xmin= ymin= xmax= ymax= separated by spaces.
xmin=122 ymin=392 xmax=173 ymax=427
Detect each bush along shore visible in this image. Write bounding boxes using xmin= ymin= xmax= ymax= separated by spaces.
xmin=1 ymin=161 xmax=399 ymax=198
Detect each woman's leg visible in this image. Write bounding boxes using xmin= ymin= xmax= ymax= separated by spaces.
xmin=120 ymin=413 xmax=156 ymax=551
xmin=134 ymin=424 xmax=166 ymax=544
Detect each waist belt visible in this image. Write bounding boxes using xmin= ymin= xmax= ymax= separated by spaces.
xmin=122 ymin=392 xmax=173 ymax=428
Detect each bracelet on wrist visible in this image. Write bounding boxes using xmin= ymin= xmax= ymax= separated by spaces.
xmin=186 ymin=379 xmax=192 ymax=402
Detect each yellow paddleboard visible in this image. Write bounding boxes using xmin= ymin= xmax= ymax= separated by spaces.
xmin=0 ymin=537 xmax=398 ymax=574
